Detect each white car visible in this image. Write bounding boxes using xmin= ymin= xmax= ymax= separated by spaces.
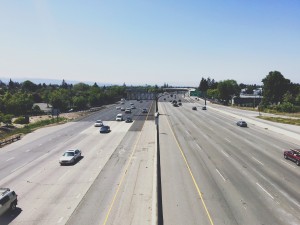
xmin=116 ymin=106 xmax=121 ymax=110
xmin=125 ymin=108 xmax=132 ymax=114
xmin=59 ymin=149 xmax=82 ymax=165
xmin=0 ymin=188 xmax=18 ymax=216
xmin=94 ymin=120 xmax=103 ymax=127
xmin=116 ymin=113 xmax=123 ymax=121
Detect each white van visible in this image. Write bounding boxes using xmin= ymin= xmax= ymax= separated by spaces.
xmin=116 ymin=113 xmax=123 ymax=121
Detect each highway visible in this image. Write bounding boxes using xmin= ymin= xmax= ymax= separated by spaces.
xmin=159 ymin=95 xmax=300 ymax=225
xmin=1 ymin=94 xmax=300 ymax=225
xmin=0 ymin=100 xmax=156 ymax=225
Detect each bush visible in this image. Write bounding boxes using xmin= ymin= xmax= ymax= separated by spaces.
xmin=14 ymin=116 xmax=29 ymax=124
xmin=275 ymin=102 xmax=297 ymax=113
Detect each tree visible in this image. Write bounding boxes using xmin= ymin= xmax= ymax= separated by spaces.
xmin=262 ymin=71 xmax=290 ymax=104
xmin=49 ymin=89 xmax=69 ymax=112
xmin=207 ymin=89 xmax=219 ymax=99
xmin=3 ymin=92 xmax=34 ymax=115
xmin=22 ymin=80 xmax=38 ymax=92
xmin=73 ymin=96 xmax=87 ymax=110
xmin=295 ymin=92 xmax=300 ymax=106
xmin=199 ymin=78 xmax=208 ymax=93
xmin=217 ymin=80 xmax=240 ymax=104
xmin=283 ymin=91 xmax=294 ymax=104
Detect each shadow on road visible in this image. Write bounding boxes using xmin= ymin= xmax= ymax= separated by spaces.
xmin=0 ymin=207 xmax=22 ymax=225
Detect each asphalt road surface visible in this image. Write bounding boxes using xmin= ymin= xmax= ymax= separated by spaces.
xmin=159 ymin=95 xmax=300 ymax=225
xmin=0 ymin=100 xmax=156 ymax=225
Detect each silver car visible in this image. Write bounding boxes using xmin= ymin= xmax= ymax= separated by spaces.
xmin=59 ymin=149 xmax=82 ymax=165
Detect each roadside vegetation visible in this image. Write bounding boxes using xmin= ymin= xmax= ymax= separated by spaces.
xmin=257 ymin=116 xmax=300 ymax=126
xmin=0 ymin=117 xmax=66 ymax=140
xmin=0 ymin=79 xmax=163 ymax=140
xmin=198 ymin=71 xmax=300 ymax=125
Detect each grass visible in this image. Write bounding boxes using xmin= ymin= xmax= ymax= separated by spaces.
xmin=232 ymin=105 xmax=300 ymax=118
xmin=257 ymin=116 xmax=300 ymax=126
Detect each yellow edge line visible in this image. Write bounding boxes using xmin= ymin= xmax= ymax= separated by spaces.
xmin=163 ymin=103 xmax=215 ymax=225
xmin=102 ymin=101 xmax=154 ymax=225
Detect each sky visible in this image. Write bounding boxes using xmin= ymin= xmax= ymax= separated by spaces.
xmin=1 ymin=0 xmax=300 ymax=86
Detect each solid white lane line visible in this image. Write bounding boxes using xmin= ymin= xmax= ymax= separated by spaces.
xmin=6 ymin=157 xmax=15 ymax=162
xmin=11 ymin=163 xmax=27 ymax=173
xmin=222 ymin=150 xmax=229 ymax=158
xmin=224 ymin=138 xmax=231 ymax=143
xmin=196 ymin=144 xmax=202 ymax=150
xmin=281 ymin=159 xmax=296 ymax=169
xmin=216 ymin=169 xmax=226 ymax=182
xmin=252 ymin=156 xmax=264 ymax=166
xmin=203 ymin=134 xmax=209 ymax=139
xmin=57 ymin=217 xmax=64 ymax=223
xmin=256 ymin=183 xmax=274 ymax=199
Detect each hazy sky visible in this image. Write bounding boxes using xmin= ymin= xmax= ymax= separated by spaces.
xmin=1 ymin=0 xmax=300 ymax=86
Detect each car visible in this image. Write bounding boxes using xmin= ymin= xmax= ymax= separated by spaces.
xmin=116 ymin=113 xmax=123 ymax=121
xmin=0 ymin=188 xmax=18 ymax=216
xmin=139 ymin=100 xmax=143 ymax=103
xmin=94 ymin=120 xmax=103 ymax=127
xmin=142 ymin=108 xmax=148 ymax=113
xmin=192 ymin=106 xmax=197 ymax=110
xmin=125 ymin=117 xmax=133 ymax=123
xmin=202 ymin=106 xmax=207 ymax=110
xmin=125 ymin=108 xmax=131 ymax=113
xmin=130 ymin=102 xmax=134 ymax=105
xmin=100 ymin=125 xmax=111 ymax=133
xmin=59 ymin=149 xmax=81 ymax=165
xmin=116 ymin=106 xmax=121 ymax=110
xmin=284 ymin=149 xmax=300 ymax=166
xmin=173 ymin=103 xmax=179 ymax=107
xmin=237 ymin=120 xmax=247 ymax=127
xmin=131 ymin=105 xmax=136 ymax=109
xmin=178 ymin=102 xmax=182 ymax=106
xmin=178 ymin=99 xmax=181 ymax=102
xmin=121 ymin=107 xmax=125 ymax=111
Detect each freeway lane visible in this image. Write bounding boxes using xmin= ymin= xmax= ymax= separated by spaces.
xmin=159 ymin=98 xmax=300 ymax=225
xmin=0 ymin=100 xmax=156 ymax=225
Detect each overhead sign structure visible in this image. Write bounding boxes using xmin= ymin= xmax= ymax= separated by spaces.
xmin=190 ymin=91 xmax=200 ymax=97
xmin=127 ymin=91 xmax=156 ymax=100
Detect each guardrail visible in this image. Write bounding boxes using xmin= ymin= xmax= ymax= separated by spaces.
xmin=0 ymin=134 xmax=21 ymax=147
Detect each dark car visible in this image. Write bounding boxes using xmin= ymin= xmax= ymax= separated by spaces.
xmin=125 ymin=117 xmax=133 ymax=123
xmin=284 ymin=149 xmax=300 ymax=166
xmin=237 ymin=120 xmax=247 ymax=127
xmin=202 ymin=106 xmax=207 ymax=110
xmin=178 ymin=102 xmax=182 ymax=106
xmin=192 ymin=106 xmax=197 ymax=110
xmin=100 ymin=125 xmax=111 ymax=133
xmin=142 ymin=108 xmax=148 ymax=113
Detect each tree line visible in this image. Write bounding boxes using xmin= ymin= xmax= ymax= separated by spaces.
xmin=198 ymin=71 xmax=300 ymax=112
xmin=0 ymin=79 xmax=128 ymax=124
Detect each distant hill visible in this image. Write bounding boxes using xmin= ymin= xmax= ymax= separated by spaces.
xmin=0 ymin=77 xmax=117 ymax=86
